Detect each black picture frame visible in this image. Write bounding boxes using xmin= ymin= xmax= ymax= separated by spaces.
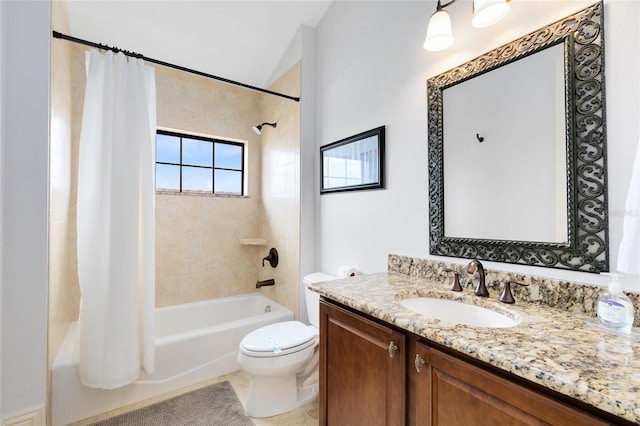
xmin=320 ymin=126 xmax=385 ymax=194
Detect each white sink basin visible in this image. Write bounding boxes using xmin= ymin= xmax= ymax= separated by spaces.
xmin=399 ymin=297 xmax=518 ymax=328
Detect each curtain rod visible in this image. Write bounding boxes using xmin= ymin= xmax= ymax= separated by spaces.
xmin=52 ymin=31 xmax=300 ymax=103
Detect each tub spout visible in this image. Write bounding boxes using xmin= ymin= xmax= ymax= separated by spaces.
xmin=256 ymin=279 xmax=275 ymax=288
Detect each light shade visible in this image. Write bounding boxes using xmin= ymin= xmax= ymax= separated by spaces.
xmin=423 ymin=9 xmax=454 ymax=52
xmin=471 ymin=0 xmax=510 ymax=28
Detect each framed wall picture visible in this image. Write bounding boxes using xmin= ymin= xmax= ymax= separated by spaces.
xmin=320 ymin=126 xmax=385 ymax=194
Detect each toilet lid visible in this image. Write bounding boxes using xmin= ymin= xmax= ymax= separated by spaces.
xmin=240 ymin=321 xmax=318 ymax=357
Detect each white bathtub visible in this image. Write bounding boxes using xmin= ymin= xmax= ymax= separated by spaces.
xmin=52 ymin=293 xmax=293 ymax=426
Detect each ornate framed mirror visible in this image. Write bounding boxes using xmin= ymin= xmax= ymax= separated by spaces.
xmin=428 ymin=2 xmax=608 ymax=272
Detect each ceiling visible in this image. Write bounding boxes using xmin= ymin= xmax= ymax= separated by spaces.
xmin=64 ymin=1 xmax=333 ymax=89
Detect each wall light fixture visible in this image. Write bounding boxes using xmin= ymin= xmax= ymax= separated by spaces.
xmin=423 ymin=0 xmax=510 ymax=52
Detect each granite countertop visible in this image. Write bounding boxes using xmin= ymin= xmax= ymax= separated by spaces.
xmin=308 ymin=272 xmax=640 ymax=424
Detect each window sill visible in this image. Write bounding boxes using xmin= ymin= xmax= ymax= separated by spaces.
xmin=156 ymin=190 xmax=249 ymax=199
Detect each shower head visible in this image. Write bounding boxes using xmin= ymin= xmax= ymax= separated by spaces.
xmin=252 ymin=122 xmax=277 ymax=135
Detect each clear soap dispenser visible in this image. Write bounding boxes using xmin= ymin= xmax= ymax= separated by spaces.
xmin=597 ymin=273 xmax=634 ymax=333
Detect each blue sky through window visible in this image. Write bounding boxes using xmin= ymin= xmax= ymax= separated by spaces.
xmin=156 ymin=133 xmax=180 ymax=163
xmin=183 ymin=138 xmax=213 ymax=167
xmin=155 ymin=131 xmax=244 ymax=195
xmin=215 ymin=143 xmax=242 ymax=169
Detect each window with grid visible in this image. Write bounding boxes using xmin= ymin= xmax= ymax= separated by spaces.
xmin=156 ymin=130 xmax=245 ymax=195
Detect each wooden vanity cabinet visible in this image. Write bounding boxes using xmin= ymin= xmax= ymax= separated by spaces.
xmin=319 ymin=300 xmax=405 ymax=426
xmin=410 ymin=340 xmax=610 ymax=426
xmin=321 ymin=299 xmax=622 ymax=426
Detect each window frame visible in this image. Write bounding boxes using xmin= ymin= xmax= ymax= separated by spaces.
xmin=155 ymin=129 xmax=245 ymax=196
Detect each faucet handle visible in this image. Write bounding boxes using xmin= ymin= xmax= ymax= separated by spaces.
xmin=499 ymin=280 xmax=528 ymax=304
xmin=443 ymin=268 xmax=462 ymax=292
xmin=262 ymin=248 xmax=279 ymax=268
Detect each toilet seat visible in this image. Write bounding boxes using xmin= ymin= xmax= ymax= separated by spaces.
xmin=240 ymin=321 xmax=317 ymax=358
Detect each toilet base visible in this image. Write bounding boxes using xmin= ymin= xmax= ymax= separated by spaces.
xmin=244 ymin=370 xmax=319 ymax=418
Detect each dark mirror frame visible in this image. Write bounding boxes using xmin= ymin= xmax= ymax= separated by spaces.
xmin=320 ymin=126 xmax=385 ymax=194
xmin=428 ymin=2 xmax=608 ymax=272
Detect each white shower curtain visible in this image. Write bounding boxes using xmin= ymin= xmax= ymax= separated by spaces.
xmin=77 ymin=50 xmax=156 ymax=389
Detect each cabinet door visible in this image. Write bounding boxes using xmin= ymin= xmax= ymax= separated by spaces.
xmin=320 ymin=300 xmax=405 ymax=426
xmin=413 ymin=342 xmax=610 ymax=426
xmin=410 ymin=339 xmax=431 ymax=425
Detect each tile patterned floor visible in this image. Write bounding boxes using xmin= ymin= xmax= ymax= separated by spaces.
xmin=225 ymin=370 xmax=319 ymax=426
xmin=71 ymin=370 xmax=319 ymax=426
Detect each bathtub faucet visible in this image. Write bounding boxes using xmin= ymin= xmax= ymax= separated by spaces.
xmin=256 ymin=279 xmax=275 ymax=288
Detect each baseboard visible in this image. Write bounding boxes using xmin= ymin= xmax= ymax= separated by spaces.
xmin=3 ymin=405 xmax=45 ymax=426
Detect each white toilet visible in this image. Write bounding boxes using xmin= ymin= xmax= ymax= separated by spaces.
xmin=237 ymin=272 xmax=335 ymax=418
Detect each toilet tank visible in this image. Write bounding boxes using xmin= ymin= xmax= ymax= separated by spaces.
xmin=304 ymin=272 xmax=337 ymax=328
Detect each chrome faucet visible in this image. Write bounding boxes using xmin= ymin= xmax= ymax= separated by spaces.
xmin=466 ymin=260 xmax=489 ymax=297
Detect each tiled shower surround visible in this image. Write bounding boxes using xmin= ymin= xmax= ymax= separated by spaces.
xmin=49 ymin=0 xmax=302 ymax=389
xmin=388 ymin=254 xmax=640 ymax=327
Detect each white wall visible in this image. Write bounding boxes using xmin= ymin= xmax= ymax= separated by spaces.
xmin=299 ymin=25 xmax=317 ymax=323
xmin=0 ymin=0 xmax=50 ymax=421
xmin=262 ymin=25 xmax=317 ymax=323
xmin=314 ymin=0 xmax=640 ymax=289
xmin=0 ymin=0 xmax=3 ymax=420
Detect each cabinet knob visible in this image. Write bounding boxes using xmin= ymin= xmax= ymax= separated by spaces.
xmin=388 ymin=341 xmax=399 ymax=358
xmin=415 ymin=354 xmax=426 ymax=373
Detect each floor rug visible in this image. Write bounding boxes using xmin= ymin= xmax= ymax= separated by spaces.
xmin=89 ymin=380 xmax=255 ymax=426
